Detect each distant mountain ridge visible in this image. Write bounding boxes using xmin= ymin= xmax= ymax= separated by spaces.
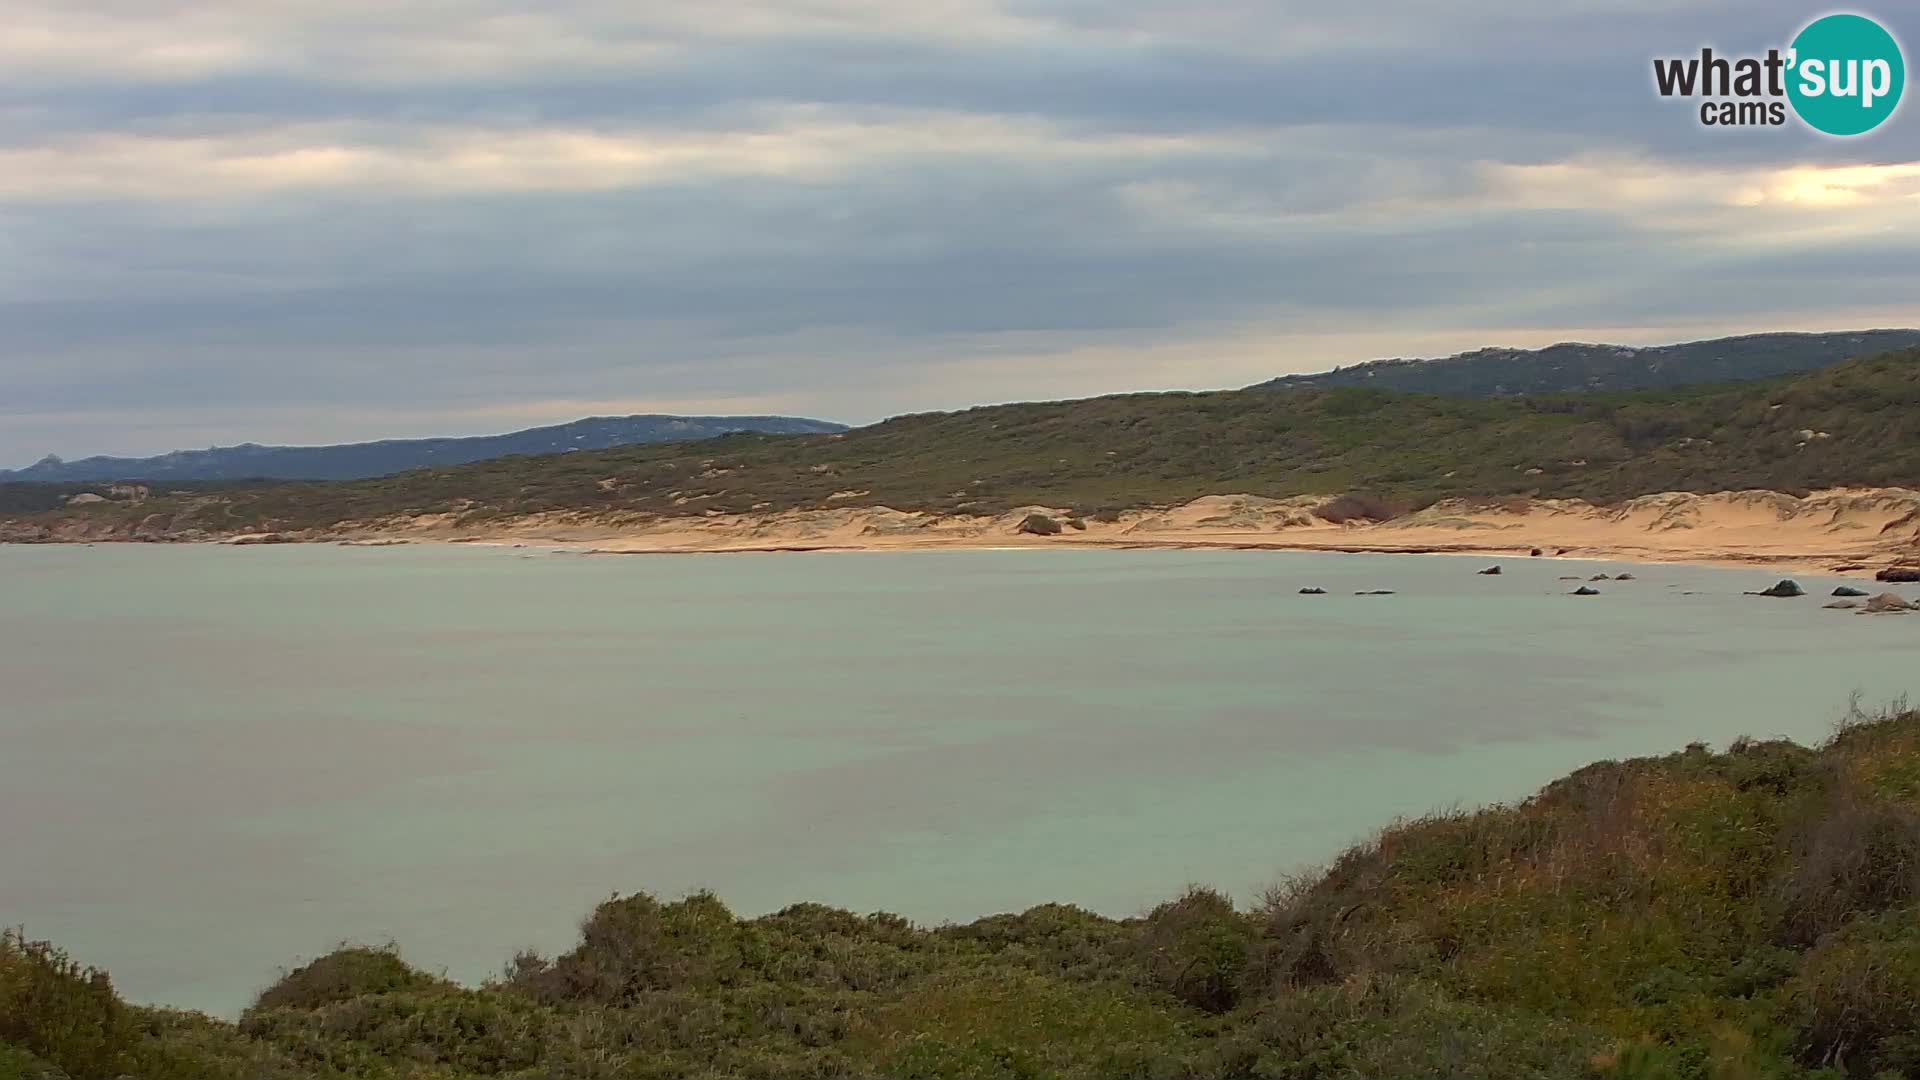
xmin=1253 ymin=329 xmax=1920 ymax=396
xmin=1 ymin=414 xmax=848 ymax=483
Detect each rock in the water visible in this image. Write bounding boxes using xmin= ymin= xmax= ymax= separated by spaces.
xmin=1864 ymin=593 xmax=1914 ymax=613
xmin=1572 ymin=586 xmax=1600 ymax=596
xmin=1478 ymin=565 xmax=1502 ymax=575
xmin=1832 ymin=586 xmax=1870 ymax=597
xmin=1589 ymin=574 xmax=1610 ymax=581
xmin=1876 ymin=568 xmax=1920 ymax=583
xmin=1299 ymin=587 xmax=1327 ymax=595
xmin=1614 ymin=573 xmax=1636 ymax=581
xmin=1558 ymin=575 xmax=1583 ymax=581
xmin=1825 ymin=600 xmax=1861 ymax=609
xmin=1353 ymin=590 xmax=1396 ymax=596
xmin=1748 ymin=579 xmax=1805 ymax=598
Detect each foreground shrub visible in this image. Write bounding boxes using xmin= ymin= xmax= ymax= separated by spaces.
xmin=1774 ymin=789 xmax=1920 ymax=947
xmin=1784 ymin=910 xmax=1920 ymax=1076
xmin=0 ymin=1043 xmax=68 ymax=1080
xmin=751 ymin=904 xmax=939 ymax=993
xmin=1208 ymin=974 xmax=1606 ymax=1080
xmin=0 ymin=931 xmax=132 ymax=1079
xmin=244 ymin=986 xmax=548 ymax=1075
xmin=865 ymin=970 xmax=1194 ymax=1080
xmin=1135 ymin=887 xmax=1253 ymax=1013
xmin=248 ymin=944 xmax=441 ymax=1013
xmin=1248 ymin=807 xmax=1552 ymax=992
xmin=507 ymin=890 xmax=755 ymax=1004
xmin=941 ymin=904 xmax=1130 ymax=984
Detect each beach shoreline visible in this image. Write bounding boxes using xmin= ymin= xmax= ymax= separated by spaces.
xmin=10 ymin=487 xmax=1919 ymax=578
xmin=341 ymin=487 xmax=1920 ymax=578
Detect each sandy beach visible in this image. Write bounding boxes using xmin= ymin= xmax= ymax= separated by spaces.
xmin=310 ymin=487 xmax=1920 ymax=576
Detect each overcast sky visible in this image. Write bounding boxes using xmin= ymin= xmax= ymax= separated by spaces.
xmin=2 ymin=1 xmax=1916 ymax=463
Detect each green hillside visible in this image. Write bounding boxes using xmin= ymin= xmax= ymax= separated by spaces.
xmin=1254 ymin=330 xmax=1920 ymax=396
xmin=10 ymin=703 xmax=1920 ymax=1079
xmin=6 ymin=347 xmax=1920 ymax=537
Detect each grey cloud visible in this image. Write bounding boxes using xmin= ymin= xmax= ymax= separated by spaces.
xmin=1 ymin=0 xmax=1916 ymax=462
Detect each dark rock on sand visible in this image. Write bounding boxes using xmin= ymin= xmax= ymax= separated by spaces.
xmin=1590 ymin=574 xmax=1610 ymax=581
xmin=1876 ymin=568 xmax=1920 ymax=583
xmin=1530 ymin=548 xmax=1543 ymax=557
xmin=1478 ymin=565 xmax=1502 ymax=575
xmin=1614 ymin=573 xmax=1636 ymax=581
xmin=1833 ymin=586 xmax=1871 ymax=597
xmin=1016 ymin=513 xmax=1063 ymax=536
xmin=1572 ymin=586 xmax=1600 ymax=596
xmin=1299 ymin=587 xmax=1327 ymax=595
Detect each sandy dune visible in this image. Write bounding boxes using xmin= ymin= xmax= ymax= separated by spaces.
xmin=325 ymin=488 xmax=1920 ymax=575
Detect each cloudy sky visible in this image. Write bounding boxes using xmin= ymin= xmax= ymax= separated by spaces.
xmin=2 ymin=1 xmax=1916 ymax=463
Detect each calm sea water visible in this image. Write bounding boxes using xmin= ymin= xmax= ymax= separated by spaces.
xmin=2 ymin=543 xmax=1915 ymax=1015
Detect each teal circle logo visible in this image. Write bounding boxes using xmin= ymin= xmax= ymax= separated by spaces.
xmin=1787 ymin=13 xmax=1905 ymax=135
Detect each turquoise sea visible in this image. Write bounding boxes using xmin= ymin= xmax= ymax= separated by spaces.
xmin=1 ymin=543 xmax=1915 ymax=1015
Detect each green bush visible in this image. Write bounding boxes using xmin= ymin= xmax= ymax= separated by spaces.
xmin=940 ymin=904 xmax=1130 ymax=983
xmin=1135 ymin=887 xmax=1254 ymax=1013
xmin=0 ymin=1043 xmax=68 ymax=1080
xmin=1208 ymin=975 xmax=1606 ymax=1080
xmin=0 ymin=932 xmax=132 ymax=1079
xmin=1775 ymin=792 xmax=1920 ymax=947
xmin=507 ymin=890 xmax=756 ymax=1004
xmin=248 ymin=944 xmax=441 ymax=1013
xmin=1783 ymin=911 xmax=1920 ymax=1077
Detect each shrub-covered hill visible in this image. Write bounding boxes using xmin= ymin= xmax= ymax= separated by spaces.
xmin=10 ymin=705 xmax=1920 ymax=1079
xmin=1252 ymin=330 xmax=1920 ymax=397
xmin=6 ymin=346 xmax=1920 ymax=539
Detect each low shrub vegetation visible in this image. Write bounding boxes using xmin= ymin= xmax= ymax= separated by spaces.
xmin=15 ymin=705 xmax=1920 ymax=1078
